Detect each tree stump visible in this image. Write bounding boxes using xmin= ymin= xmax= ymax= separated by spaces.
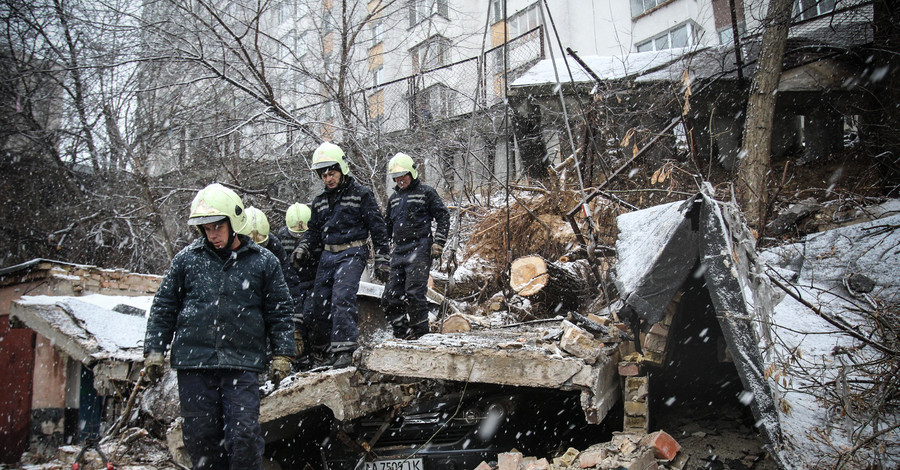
xmin=509 ymin=255 xmax=590 ymax=317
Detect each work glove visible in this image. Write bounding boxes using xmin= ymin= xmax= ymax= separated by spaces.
xmin=143 ymin=352 xmax=165 ymax=384
xmin=430 ymin=243 xmax=443 ymax=259
xmin=294 ymin=330 xmax=305 ymax=358
xmin=290 ymin=246 xmax=310 ymax=270
xmin=374 ymin=262 xmax=391 ymax=284
xmin=270 ymin=355 xmax=293 ymax=387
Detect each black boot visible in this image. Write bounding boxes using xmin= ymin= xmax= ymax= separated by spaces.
xmin=330 ymin=351 xmax=353 ymax=368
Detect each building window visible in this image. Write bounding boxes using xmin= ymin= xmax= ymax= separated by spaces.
xmin=408 ymin=0 xmax=448 ymax=27
xmin=630 ymin=0 xmax=663 ymax=17
xmin=370 ymin=17 xmax=383 ymax=42
xmin=717 ymin=23 xmax=745 ymax=45
xmin=409 ymin=83 xmax=453 ymax=126
xmin=793 ymin=0 xmax=835 ymax=21
xmin=635 ymin=22 xmax=699 ymax=52
xmin=491 ymin=0 xmax=503 ymax=23
xmin=411 ymin=35 xmax=450 ymax=72
xmin=372 ymin=65 xmax=384 ymax=88
xmin=508 ymin=2 xmax=539 ymax=38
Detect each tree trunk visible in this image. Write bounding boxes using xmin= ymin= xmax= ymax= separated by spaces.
xmin=509 ymin=255 xmax=589 ymax=316
xmin=440 ymin=313 xmax=492 ymax=333
xmin=867 ymin=0 xmax=900 ymax=191
xmin=738 ymin=0 xmax=793 ymax=229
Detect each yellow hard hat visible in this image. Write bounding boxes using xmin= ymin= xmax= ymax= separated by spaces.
xmin=188 ymin=183 xmax=248 ymax=233
xmin=388 ymin=152 xmax=418 ymax=179
xmin=285 ymin=203 xmax=311 ymax=234
xmin=311 ymin=142 xmax=349 ymax=174
xmin=242 ymin=207 xmax=270 ymax=244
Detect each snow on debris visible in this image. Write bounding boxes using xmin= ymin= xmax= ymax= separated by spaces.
xmin=760 ymin=213 xmax=900 ymax=467
xmin=510 ymin=47 xmax=696 ymax=87
xmin=18 ymin=294 xmax=151 ymax=359
xmin=613 ymin=199 xmax=686 ymax=296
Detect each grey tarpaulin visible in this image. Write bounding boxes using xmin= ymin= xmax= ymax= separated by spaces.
xmin=614 ymin=190 xmax=789 ymax=469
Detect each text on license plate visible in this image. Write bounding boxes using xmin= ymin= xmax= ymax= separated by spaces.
xmin=364 ymin=458 xmax=424 ymax=470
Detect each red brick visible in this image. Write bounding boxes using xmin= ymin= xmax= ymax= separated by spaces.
xmin=524 ymin=458 xmax=549 ymax=470
xmin=640 ymin=430 xmax=681 ymax=460
xmin=618 ymin=362 xmax=642 ymax=376
xmin=578 ymin=450 xmax=602 ymax=468
xmin=498 ymin=452 xmax=523 ymax=470
xmin=648 ymin=323 xmax=668 ymax=336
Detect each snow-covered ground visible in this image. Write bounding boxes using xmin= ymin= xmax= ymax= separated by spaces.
xmin=761 ymin=213 xmax=900 ymax=468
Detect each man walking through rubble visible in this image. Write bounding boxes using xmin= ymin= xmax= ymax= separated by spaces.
xmin=381 ymin=153 xmax=450 ymax=339
xmin=143 ymin=183 xmax=295 ymax=470
xmin=290 ymin=142 xmax=390 ymax=368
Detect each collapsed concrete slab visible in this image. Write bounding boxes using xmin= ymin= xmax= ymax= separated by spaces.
xmin=360 ymin=331 xmax=620 ymax=424
xmin=261 ymin=368 xmax=420 ymax=425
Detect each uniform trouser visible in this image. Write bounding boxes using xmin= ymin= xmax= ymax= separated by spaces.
xmin=177 ymin=369 xmax=264 ymax=470
xmin=290 ymin=281 xmax=313 ymax=337
xmin=381 ymin=239 xmax=431 ymax=338
xmin=307 ymin=246 xmax=367 ymax=353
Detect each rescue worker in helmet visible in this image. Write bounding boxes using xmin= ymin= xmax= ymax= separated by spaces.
xmin=143 ymin=183 xmax=295 ymax=470
xmin=381 ymin=153 xmax=450 ymax=339
xmin=242 ymin=207 xmax=303 ymax=361
xmin=243 ymin=206 xmax=290 ymax=270
xmin=277 ymin=203 xmax=321 ymax=369
xmin=290 ymin=143 xmax=390 ymax=368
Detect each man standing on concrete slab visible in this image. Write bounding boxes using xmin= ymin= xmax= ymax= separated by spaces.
xmin=143 ymin=183 xmax=295 ymax=470
xmin=290 ymin=142 xmax=390 ymax=368
xmin=381 ymin=152 xmax=450 ymax=340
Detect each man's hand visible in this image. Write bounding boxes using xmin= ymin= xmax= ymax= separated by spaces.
xmin=270 ymin=355 xmax=293 ymax=387
xmin=430 ymin=243 xmax=443 ymax=259
xmin=290 ymin=246 xmax=310 ymax=269
xmin=374 ymin=262 xmax=390 ymax=283
xmin=143 ymin=352 xmax=165 ymax=384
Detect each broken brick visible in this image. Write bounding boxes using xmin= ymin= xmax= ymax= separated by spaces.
xmin=498 ymin=451 xmax=523 ymax=470
xmin=558 ymin=447 xmax=580 ymax=467
xmin=624 ymin=415 xmax=648 ymax=432
xmin=624 ymin=401 xmax=648 ymax=417
xmin=618 ymin=361 xmax=642 ymax=376
xmin=577 ymin=449 xmax=602 ymax=468
xmin=624 ymin=377 xmax=648 ymax=402
xmin=643 ymin=333 xmax=667 ymax=354
xmin=560 ymin=322 xmax=602 ymax=364
xmin=524 ymin=458 xmax=550 ymax=470
xmin=626 ymin=449 xmax=658 ymax=470
xmin=647 ymin=323 xmax=668 ymax=337
xmin=639 ymin=430 xmax=681 ymax=461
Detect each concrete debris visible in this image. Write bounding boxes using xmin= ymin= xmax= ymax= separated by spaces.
xmin=472 ymin=431 xmax=687 ymax=470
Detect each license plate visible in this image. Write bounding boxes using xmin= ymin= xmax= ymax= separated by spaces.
xmin=364 ymin=458 xmax=424 ymax=470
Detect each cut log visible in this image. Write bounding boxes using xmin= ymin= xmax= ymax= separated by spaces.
xmin=440 ymin=313 xmax=491 ymax=333
xmin=509 ymin=255 xmax=590 ymax=316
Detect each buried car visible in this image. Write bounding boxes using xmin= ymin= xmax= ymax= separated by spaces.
xmin=316 ymin=384 xmax=620 ymax=470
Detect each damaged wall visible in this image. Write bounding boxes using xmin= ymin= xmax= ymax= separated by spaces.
xmin=0 ymin=259 xmax=160 ymax=462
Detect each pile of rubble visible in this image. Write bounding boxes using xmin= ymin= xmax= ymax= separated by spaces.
xmin=475 ymin=430 xmax=686 ymax=470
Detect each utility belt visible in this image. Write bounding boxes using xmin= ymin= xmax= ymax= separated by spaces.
xmin=323 ymin=239 xmax=367 ymax=253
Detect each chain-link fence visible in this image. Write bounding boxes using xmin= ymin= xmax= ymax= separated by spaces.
xmin=355 ymin=25 xmax=544 ymax=136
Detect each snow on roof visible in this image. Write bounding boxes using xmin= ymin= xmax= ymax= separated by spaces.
xmin=510 ymin=47 xmax=701 ymax=88
xmin=15 ymin=294 xmax=151 ymax=362
xmin=760 ymin=213 xmax=900 ymax=466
